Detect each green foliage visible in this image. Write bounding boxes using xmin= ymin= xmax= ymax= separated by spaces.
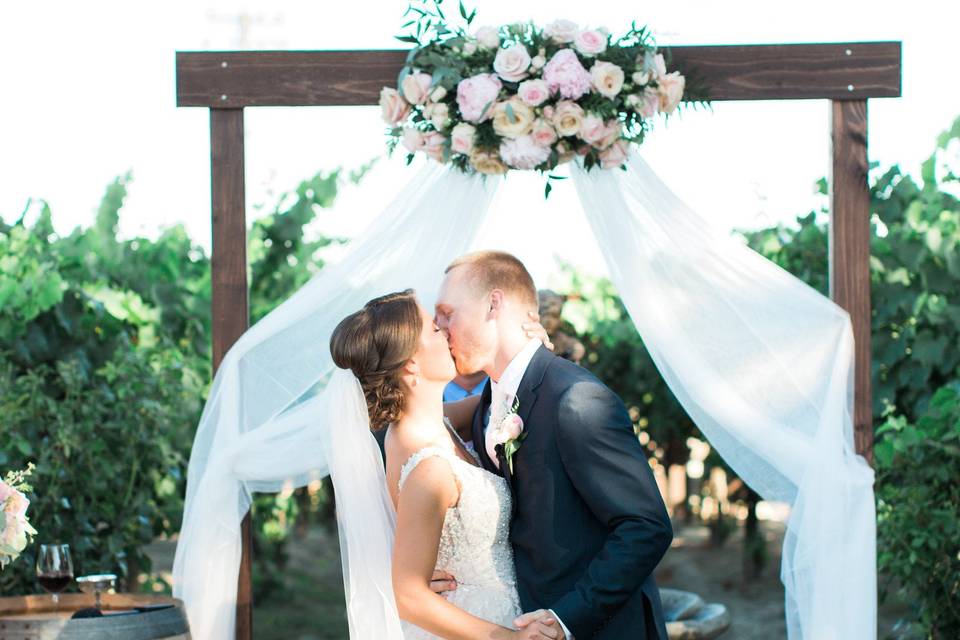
xmin=875 ymin=384 xmax=960 ymax=638
xmin=0 ymin=164 xmax=358 ymax=599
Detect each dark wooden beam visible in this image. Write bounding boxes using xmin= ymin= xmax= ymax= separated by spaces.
xmin=176 ymin=41 xmax=901 ymax=108
xmin=829 ymin=99 xmax=873 ymax=462
xmin=209 ymin=108 xmax=253 ymax=640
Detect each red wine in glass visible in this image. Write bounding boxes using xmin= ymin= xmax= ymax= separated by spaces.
xmin=36 ymin=543 xmax=74 ymax=605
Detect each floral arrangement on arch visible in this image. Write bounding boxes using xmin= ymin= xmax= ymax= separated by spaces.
xmin=380 ymin=1 xmax=697 ymax=194
xmin=0 ymin=463 xmax=37 ymax=570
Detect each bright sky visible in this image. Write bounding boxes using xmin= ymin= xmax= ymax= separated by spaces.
xmin=2 ymin=0 xmax=958 ymax=287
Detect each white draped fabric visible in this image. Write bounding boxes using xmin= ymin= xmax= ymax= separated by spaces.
xmin=173 ymin=152 xmax=876 ymax=640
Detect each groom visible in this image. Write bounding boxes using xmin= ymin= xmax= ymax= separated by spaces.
xmin=434 ymin=251 xmax=673 ymax=639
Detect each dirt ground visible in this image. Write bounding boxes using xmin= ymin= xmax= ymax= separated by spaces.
xmin=148 ymin=518 xmax=913 ymax=639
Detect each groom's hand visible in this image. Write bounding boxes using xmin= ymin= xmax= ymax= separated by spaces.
xmin=429 ymin=569 xmax=457 ymax=594
xmin=514 ymin=609 xmax=565 ymax=639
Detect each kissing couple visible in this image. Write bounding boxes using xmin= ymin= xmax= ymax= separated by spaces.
xmin=330 ymin=250 xmax=673 ymax=639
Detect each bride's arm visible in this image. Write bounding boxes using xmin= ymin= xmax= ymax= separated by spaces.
xmin=443 ymin=395 xmax=482 ymax=442
xmin=393 ymin=458 xmax=534 ymax=640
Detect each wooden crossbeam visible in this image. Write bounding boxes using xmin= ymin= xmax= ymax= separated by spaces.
xmin=176 ymin=42 xmax=901 ymax=108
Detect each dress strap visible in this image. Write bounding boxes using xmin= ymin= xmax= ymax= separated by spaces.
xmin=398 ymin=446 xmax=459 ymax=492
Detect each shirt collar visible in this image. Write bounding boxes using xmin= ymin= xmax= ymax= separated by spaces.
xmin=491 ymin=338 xmax=542 ymax=400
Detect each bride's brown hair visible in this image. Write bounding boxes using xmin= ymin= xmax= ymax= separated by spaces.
xmin=330 ymin=289 xmax=422 ymax=431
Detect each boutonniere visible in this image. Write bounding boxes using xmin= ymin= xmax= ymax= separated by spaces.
xmin=491 ymin=396 xmax=526 ymax=474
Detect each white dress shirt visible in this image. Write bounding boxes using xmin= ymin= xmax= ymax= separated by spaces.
xmin=483 ymin=338 xmax=574 ymax=639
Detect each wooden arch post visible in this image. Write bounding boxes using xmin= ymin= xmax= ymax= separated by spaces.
xmin=176 ymin=41 xmax=901 ymax=639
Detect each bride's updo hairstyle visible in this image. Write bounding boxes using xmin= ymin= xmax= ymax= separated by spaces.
xmin=330 ymin=289 xmax=422 ymax=431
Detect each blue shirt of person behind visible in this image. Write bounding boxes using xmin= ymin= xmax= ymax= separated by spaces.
xmin=443 ymin=373 xmax=488 ymax=402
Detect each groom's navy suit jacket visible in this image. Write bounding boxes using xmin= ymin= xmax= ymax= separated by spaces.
xmin=472 ymin=346 xmax=673 ymax=639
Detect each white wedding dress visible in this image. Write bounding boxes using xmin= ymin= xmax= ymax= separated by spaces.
xmin=397 ymin=431 xmax=522 ymax=638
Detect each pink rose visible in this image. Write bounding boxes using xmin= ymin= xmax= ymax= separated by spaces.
xmin=531 ymin=119 xmax=558 ymax=147
xmin=544 ymin=19 xmax=579 ymax=43
xmin=574 ymin=29 xmax=608 ymax=56
xmin=423 ymin=132 xmax=447 ymax=162
xmin=657 ymin=72 xmax=685 ymax=114
xmin=379 ymin=88 xmax=410 ymax=125
xmin=0 ymin=481 xmax=14 ymax=504
xmin=494 ymin=44 xmax=531 ymax=82
xmin=456 ymin=73 xmax=502 ymax=123
xmin=3 ymin=489 xmax=28 ymax=519
xmin=401 ymin=72 xmax=432 ymax=105
xmin=639 ymin=87 xmax=659 ymax=118
xmin=651 ymin=53 xmax=668 ymax=77
xmin=499 ymin=135 xmax=551 ymax=170
xmin=599 ymin=139 xmax=629 ymax=169
xmin=542 ymin=49 xmax=592 ymax=100
xmin=401 ymin=128 xmax=425 ymax=153
xmin=450 ymin=123 xmax=476 ymax=154
xmin=590 ymin=61 xmax=625 ymax=99
xmin=517 ymin=79 xmax=550 ymax=106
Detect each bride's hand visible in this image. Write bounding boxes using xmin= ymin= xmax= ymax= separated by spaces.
xmin=511 ymin=609 xmax=563 ymax=640
xmin=522 ymin=311 xmax=554 ymax=351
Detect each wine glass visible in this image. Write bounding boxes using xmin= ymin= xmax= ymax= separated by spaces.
xmin=36 ymin=543 xmax=74 ymax=605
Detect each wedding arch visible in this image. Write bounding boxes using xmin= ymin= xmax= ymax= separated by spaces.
xmin=174 ymin=41 xmax=901 ymax=639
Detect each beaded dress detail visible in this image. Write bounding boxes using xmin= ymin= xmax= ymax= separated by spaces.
xmin=397 ymin=426 xmax=521 ymax=638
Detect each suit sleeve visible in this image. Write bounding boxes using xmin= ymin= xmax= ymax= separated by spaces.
xmin=549 ymin=380 xmax=673 ymax=638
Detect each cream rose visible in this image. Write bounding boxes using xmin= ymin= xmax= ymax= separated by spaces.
xmin=451 ymin=122 xmax=476 ymax=154
xmin=469 ymin=149 xmax=508 ymax=175
xmin=401 ymin=72 xmax=432 ymax=105
xmin=493 ymin=44 xmax=532 ymax=82
xmin=590 ymin=61 xmax=625 ymax=98
xmin=474 ymin=26 xmax=501 ymax=50
xmin=657 ymin=72 xmax=685 ymax=114
xmin=492 ymin=98 xmax=535 ymax=139
xmin=517 ymin=79 xmax=550 ymax=106
xmin=551 ymin=100 xmax=585 ymax=137
xmin=429 ymin=85 xmax=448 ymax=102
xmin=379 ymin=87 xmax=410 ymax=125
xmin=424 ymin=102 xmax=450 ymax=129
xmin=574 ymin=29 xmax=608 ymax=56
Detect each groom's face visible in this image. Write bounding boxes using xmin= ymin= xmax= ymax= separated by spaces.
xmin=435 ymin=266 xmax=496 ymax=376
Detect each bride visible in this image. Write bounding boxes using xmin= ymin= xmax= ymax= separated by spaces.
xmin=329 ymin=289 xmax=559 ymax=640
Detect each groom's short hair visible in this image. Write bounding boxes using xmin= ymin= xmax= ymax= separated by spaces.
xmin=446 ymin=251 xmax=538 ymax=310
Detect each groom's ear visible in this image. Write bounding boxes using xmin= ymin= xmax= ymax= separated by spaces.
xmin=487 ymin=289 xmax=505 ymax=319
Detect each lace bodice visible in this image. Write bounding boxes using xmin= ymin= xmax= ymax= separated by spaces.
xmin=397 ymin=434 xmax=521 ymax=638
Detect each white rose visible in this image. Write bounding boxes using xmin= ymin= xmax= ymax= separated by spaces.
xmin=463 ymin=40 xmax=478 ymax=56
xmin=451 ymin=122 xmax=476 ymax=154
xmin=544 ymin=19 xmax=578 ymax=43
xmin=632 ymin=70 xmax=652 ymax=85
xmin=474 ymin=26 xmax=501 ymax=50
xmin=590 ymin=61 xmax=625 ymax=98
xmin=493 ymin=44 xmax=532 ymax=82
xmin=401 ymin=71 xmax=432 ymax=105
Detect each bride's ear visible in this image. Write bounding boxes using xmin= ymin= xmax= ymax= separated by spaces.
xmin=400 ymin=359 xmax=420 ymax=388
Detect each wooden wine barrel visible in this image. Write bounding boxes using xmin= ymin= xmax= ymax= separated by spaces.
xmin=0 ymin=593 xmax=190 ymax=640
